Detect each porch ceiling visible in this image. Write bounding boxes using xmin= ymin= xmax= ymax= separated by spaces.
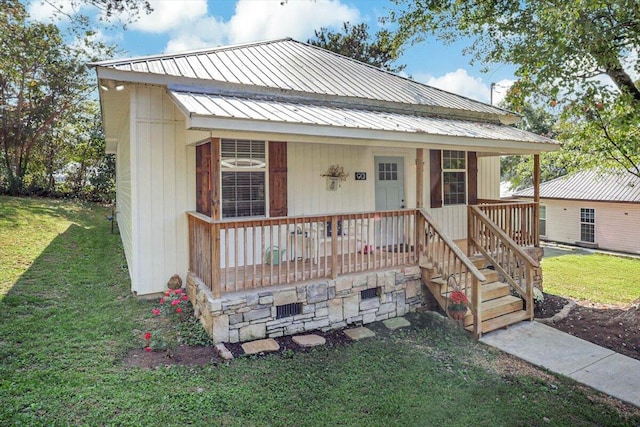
xmin=169 ymin=89 xmax=560 ymax=154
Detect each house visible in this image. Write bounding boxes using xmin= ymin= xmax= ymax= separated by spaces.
xmin=513 ymin=169 xmax=640 ymax=254
xmin=90 ymin=38 xmax=559 ymax=342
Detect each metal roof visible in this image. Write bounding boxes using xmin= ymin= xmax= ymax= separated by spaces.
xmin=514 ymin=169 xmax=640 ymax=203
xmin=170 ymin=89 xmax=556 ymax=146
xmin=92 ymin=38 xmax=512 ymax=118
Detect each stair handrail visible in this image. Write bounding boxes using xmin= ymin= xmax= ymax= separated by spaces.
xmin=418 ymin=208 xmax=485 ymax=337
xmin=468 ymin=205 xmax=538 ymax=320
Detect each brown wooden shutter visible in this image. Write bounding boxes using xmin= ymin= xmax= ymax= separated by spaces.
xmin=467 ymin=151 xmax=478 ymax=205
xmin=429 ymin=149 xmax=442 ymax=208
xmin=195 ymin=142 xmax=212 ymax=217
xmin=211 ymin=138 xmax=221 ymax=220
xmin=269 ymin=141 xmax=288 ymax=217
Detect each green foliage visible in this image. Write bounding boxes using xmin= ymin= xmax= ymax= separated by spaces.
xmin=1 ymin=196 xmax=638 ymax=425
xmin=543 ymin=254 xmax=640 ymax=305
xmin=387 ymin=0 xmax=640 ymax=177
xmin=308 ymin=22 xmax=406 ymax=73
xmin=0 ymin=2 xmax=115 ymax=201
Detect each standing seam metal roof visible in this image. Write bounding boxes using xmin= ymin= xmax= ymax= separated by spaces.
xmin=170 ymin=90 xmax=556 ymax=145
xmin=514 ymin=169 xmax=640 ymax=202
xmin=92 ymin=38 xmax=512 ymax=116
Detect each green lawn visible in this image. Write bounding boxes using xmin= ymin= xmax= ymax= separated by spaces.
xmin=1 ymin=196 xmax=638 ymax=426
xmin=542 ymin=253 xmax=640 ymax=305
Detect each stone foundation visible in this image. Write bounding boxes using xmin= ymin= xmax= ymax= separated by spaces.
xmin=523 ymin=246 xmax=545 ymax=291
xmin=186 ymin=266 xmax=424 ymax=344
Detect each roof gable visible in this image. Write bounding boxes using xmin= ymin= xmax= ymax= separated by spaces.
xmin=514 ymin=169 xmax=640 ymax=203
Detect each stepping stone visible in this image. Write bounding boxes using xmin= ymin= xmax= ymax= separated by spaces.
xmin=214 ymin=343 xmax=234 ymax=360
xmin=241 ymin=338 xmax=280 ymax=355
xmin=383 ymin=317 xmax=410 ymax=330
xmin=292 ymin=334 xmax=326 ymax=348
xmin=344 ymin=327 xmax=375 ymax=341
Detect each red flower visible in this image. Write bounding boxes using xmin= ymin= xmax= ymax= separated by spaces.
xmin=181 ymin=294 xmax=188 ymax=301
xmin=449 ymin=290 xmax=468 ymax=305
xmin=145 ymin=346 xmax=151 ymax=352
xmin=174 ymin=288 xmax=183 ymax=294
xmin=164 ymin=291 xmax=170 ymax=297
xmin=176 ymin=307 xmax=182 ymax=314
xmin=152 ymin=308 xmax=160 ymax=315
xmin=159 ymin=298 xmax=165 ymax=304
xmin=144 ymin=332 xmax=152 ymax=340
xmin=171 ymin=299 xmax=180 ymax=306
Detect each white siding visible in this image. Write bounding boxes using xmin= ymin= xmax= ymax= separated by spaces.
xmin=541 ymin=199 xmax=640 ymax=254
xmin=477 ymin=156 xmax=500 ymax=199
xmin=115 ymin=112 xmax=133 ymax=276
xmin=129 ymin=86 xmax=195 ymax=295
xmin=287 ymin=143 xmax=416 ymax=215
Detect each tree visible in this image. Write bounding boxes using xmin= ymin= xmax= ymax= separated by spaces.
xmin=0 ymin=1 xmax=92 ymax=194
xmin=308 ymin=22 xmax=406 ymax=73
xmin=387 ymin=0 xmax=640 ymax=177
xmin=42 ymin=0 xmax=152 ymax=24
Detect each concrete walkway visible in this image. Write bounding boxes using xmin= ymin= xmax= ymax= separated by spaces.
xmin=480 ymin=321 xmax=640 ymax=408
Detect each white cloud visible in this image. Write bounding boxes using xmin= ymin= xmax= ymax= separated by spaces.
xmin=130 ymin=0 xmax=208 ymax=33
xmin=151 ymin=0 xmax=359 ymax=53
xmin=412 ymin=69 xmax=514 ymax=106
xmin=27 ymin=0 xmax=61 ymax=22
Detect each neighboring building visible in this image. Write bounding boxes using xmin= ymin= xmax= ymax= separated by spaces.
xmin=91 ymin=38 xmax=559 ymax=341
xmin=514 ymin=169 xmax=640 ymax=254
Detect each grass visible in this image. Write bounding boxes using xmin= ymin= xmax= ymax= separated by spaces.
xmin=542 ymin=253 xmax=640 ymax=305
xmin=1 ymin=195 xmax=639 ymax=426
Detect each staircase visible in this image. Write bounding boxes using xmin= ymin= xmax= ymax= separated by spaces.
xmin=421 ymin=255 xmax=530 ymax=335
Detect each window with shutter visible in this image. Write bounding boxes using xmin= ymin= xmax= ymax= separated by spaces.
xmin=221 ymin=139 xmax=266 ymax=218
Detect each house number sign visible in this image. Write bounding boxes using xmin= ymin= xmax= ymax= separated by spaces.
xmin=355 ymin=172 xmax=367 ymax=181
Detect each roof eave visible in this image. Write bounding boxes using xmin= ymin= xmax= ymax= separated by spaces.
xmin=185 ymin=114 xmax=559 ymax=154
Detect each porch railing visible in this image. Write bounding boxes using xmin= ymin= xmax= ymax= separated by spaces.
xmin=476 ymin=200 xmax=539 ymax=247
xmin=417 ymin=208 xmax=486 ymax=338
xmin=468 ymin=206 xmax=538 ymax=320
xmin=187 ymin=209 xmax=417 ymax=297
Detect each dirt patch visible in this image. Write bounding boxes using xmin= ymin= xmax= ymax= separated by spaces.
xmin=123 ymin=345 xmax=219 ymax=369
xmin=548 ymin=300 xmax=640 ymax=361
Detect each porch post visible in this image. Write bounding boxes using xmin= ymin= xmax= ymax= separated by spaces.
xmin=416 ymin=148 xmax=424 ymax=209
xmin=533 ymin=154 xmax=540 ymax=246
xmin=416 ymin=149 xmax=425 ymax=260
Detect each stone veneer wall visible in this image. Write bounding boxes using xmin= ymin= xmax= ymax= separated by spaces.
xmin=186 ymin=266 xmax=424 ymax=344
xmin=523 ymin=247 xmax=545 ymax=291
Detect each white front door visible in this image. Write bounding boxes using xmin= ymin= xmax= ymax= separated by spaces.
xmin=374 ymin=156 xmax=405 ymax=248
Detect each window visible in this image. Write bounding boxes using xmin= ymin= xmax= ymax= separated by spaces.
xmin=378 ymin=162 xmax=398 ymax=181
xmin=221 ymin=139 xmax=266 ymax=218
xmin=442 ymin=150 xmax=466 ymax=205
xmin=539 ymin=205 xmax=547 ymax=237
xmin=580 ymin=208 xmax=595 ymax=243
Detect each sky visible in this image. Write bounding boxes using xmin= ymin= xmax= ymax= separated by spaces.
xmin=27 ymin=0 xmax=516 ymax=104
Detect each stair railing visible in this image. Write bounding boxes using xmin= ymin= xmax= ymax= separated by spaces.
xmin=468 ymin=206 xmax=539 ymax=320
xmin=417 ymin=209 xmax=486 ymax=338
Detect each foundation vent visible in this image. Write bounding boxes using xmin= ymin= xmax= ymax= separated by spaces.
xmin=276 ymin=302 xmax=302 ymax=319
xmin=360 ymin=287 xmax=379 ymax=300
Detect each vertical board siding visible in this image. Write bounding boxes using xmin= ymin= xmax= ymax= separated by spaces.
xmin=540 ymin=199 xmax=640 ymax=254
xmin=131 ymin=87 xmax=195 ymax=295
xmin=116 ymin=118 xmax=134 ymax=280
xmin=477 ymin=156 xmax=500 ymax=200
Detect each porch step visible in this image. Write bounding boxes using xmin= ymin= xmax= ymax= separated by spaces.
xmin=461 ymin=295 xmax=525 ymax=328
xmin=419 ymin=256 xmax=488 ymax=272
xmin=439 ymin=280 xmax=510 ymax=303
xmin=466 ymin=310 xmax=530 ymax=334
xmin=429 ymin=268 xmax=499 ymax=291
